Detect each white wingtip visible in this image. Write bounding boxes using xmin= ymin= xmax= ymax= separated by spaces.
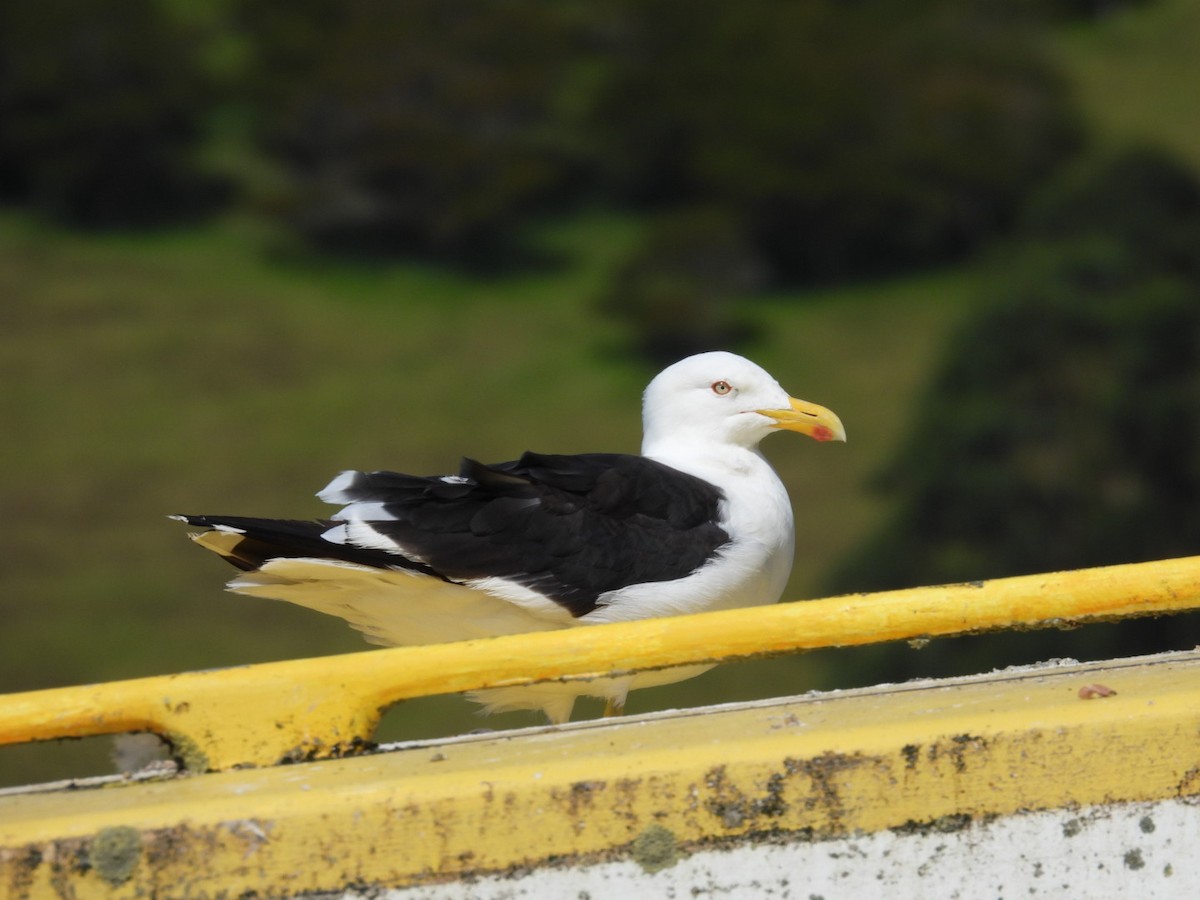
xmin=321 ymin=523 xmax=349 ymax=545
xmin=343 ymin=519 xmax=414 ymax=555
xmin=317 ymin=470 xmax=359 ymax=505
xmin=332 ymin=500 xmax=394 ymax=523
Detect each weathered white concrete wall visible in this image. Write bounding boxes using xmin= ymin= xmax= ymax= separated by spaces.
xmin=375 ymin=796 xmax=1197 ymax=900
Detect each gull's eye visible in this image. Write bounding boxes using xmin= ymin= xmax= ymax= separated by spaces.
xmin=711 ymin=380 xmax=733 ymax=396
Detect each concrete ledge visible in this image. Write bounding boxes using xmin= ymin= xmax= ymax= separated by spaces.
xmin=2 ymin=651 xmax=1198 ymax=897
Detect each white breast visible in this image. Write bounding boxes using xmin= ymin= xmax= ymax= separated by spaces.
xmin=582 ymin=445 xmax=795 ymax=625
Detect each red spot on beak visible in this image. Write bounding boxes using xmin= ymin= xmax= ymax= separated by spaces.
xmin=812 ymin=425 xmax=835 ymax=442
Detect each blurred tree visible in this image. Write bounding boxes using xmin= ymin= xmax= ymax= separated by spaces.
xmin=0 ymin=0 xmax=225 ymax=228
xmin=1024 ymin=147 xmax=1200 ymax=280
xmin=827 ymin=149 xmax=1200 ymax=672
xmin=238 ymin=0 xmax=596 ymax=263
xmin=599 ymin=208 xmax=764 ymax=364
xmin=1035 ymin=0 xmax=1152 ymax=17
xmin=238 ymin=0 xmax=1082 ymax=274
xmin=591 ymin=0 xmax=1081 ymax=283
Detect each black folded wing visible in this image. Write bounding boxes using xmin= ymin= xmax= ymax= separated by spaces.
xmin=182 ymin=451 xmax=730 ymax=618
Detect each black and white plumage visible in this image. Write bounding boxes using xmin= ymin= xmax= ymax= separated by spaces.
xmin=176 ymin=351 xmax=845 ymax=723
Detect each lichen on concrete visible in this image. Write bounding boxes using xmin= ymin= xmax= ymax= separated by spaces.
xmin=164 ymin=731 xmax=210 ymax=773
xmin=632 ymin=824 xmax=678 ymax=874
xmin=89 ymin=825 xmax=142 ymax=886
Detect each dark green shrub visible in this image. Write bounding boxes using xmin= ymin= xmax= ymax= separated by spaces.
xmin=239 ymin=0 xmax=591 ymax=261
xmin=591 ymin=0 xmax=1081 ymax=283
xmin=0 ymin=0 xmax=224 ymax=228
xmin=600 ymin=208 xmax=764 ymax=364
xmin=827 ymin=151 xmax=1200 ymax=675
xmin=832 ymin=241 xmax=1200 ymax=594
xmin=238 ymin=0 xmax=1082 ymax=272
xmin=1024 ymin=147 xmax=1200 ymax=280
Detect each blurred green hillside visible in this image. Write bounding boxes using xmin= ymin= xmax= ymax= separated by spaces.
xmin=1058 ymin=0 xmax=1200 ymax=170
xmin=2 ymin=0 xmax=1199 ymax=785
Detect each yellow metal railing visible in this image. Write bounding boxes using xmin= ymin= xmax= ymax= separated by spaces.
xmin=3 ymin=555 xmax=1200 ymax=772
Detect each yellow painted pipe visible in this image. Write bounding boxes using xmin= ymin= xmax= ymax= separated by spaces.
xmin=2 ymin=555 xmax=1200 ymax=771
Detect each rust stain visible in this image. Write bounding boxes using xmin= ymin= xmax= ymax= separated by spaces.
xmin=565 ymin=780 xmax=607 ymax=818
xmin=2 ymin=846 xmax=41 ymax=898
xmin=703 ymin=764 xmax=790 ymax=829
xmin=926 ymin=733 xmax=989 ymax=775
xmin=1175 ymin=765 xmax=1200 ymax=798
xmin=703 ymin=752 xmax=876 ymax=835
xmin=891 ymin=812 xmax=974 ymax=836
xmin=277 ymin=735 xmax=376 ymax=767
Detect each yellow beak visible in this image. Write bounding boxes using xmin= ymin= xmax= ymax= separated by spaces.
xmin=759 ymin=396 xmax=846 ymax=443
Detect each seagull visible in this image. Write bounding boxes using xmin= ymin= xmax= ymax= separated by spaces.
xmin=175 ymin=351 xmax=845 ymax=723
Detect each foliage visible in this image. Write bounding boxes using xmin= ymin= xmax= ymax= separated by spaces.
xmin=828 ymin=150 xmax=1200 ymax=669
xmin=0 ymin=0 xmax=1091 ymax=273
xmin=0 ymin=0 xmax=225 ymax=228
xmin=599 ymin=208 xmax=764 ymax=364
xmin=835 ymin=244 xmax=1200 ymax=589
xmin=1038 ymin=0 xmax=1151 ymax=17
xmin=237 ymin=0 xmax=593 ymax=262
xmin=235 ymin=0 xmax=1081 ymax=275
xmin=590 ymin=0 xmax=1081 ymax=283
xmin=1024 ymin=146 xmax=1200 ymax=279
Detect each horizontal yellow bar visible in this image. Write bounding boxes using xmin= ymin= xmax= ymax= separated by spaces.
xmin=2 ymin=651 xmax=1198 ymax=896
xmin=1 ymin=555 xmax=1199 ymax=771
